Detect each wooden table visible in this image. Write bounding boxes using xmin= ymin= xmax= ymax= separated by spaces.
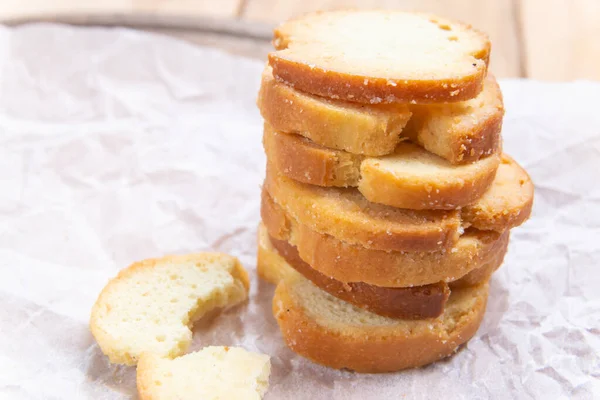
xmin=1 ymin=0 xmax=598 ymax=81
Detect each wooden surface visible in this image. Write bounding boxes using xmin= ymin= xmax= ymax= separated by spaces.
xmin=1 ymin=0 xmax=598 ymax=81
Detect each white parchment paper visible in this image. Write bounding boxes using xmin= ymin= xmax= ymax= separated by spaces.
xmin=0 ymin=24 xmax=598 ymax=400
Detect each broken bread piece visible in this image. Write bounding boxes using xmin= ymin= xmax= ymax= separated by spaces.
xmin=272 ymin=271 xmax=489 ymax=372
xmin=90 ymin=253 xmax=249 ymax=366
xmin=269 ymin=10 xmax=490 ymax=104
xmin=137 ymin=346 xmax=271 ymax=400
xmin=259 ymin=68 xmax=503 ymax=161
xmin=261 ymin=190 xmax=510 ymax=287
xmin=264 ymin=125 xmax=500 ymax=210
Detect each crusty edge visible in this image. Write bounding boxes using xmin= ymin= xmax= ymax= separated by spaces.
xmin=272 ymin=280 xmax=489 ymax=372
xmin=261 ymin=190 xmax=508 ymax=287
xmin=264 ymin=167 xmax=461 ymax=252
xmin=263 ymin=124 xmax=362 ymax=187
xmin=269 ymin=54 xmax=488 ymax=105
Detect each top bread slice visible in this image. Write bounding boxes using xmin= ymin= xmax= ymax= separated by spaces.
xmin=137 ymin=347 xmax=271 ymax=400
xmin=258 ymin=67 xmax=503 ymax=161
xmin=90 ymin=253 xmax=249 ymax=366
xmin=269 ymin=10 xmax=491 ymax=104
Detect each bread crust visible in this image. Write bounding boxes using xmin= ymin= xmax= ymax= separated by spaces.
xmin=269 ymin=11 xmax=490 ymax=105
xmin=264 ymin=167 xmax=462 ymax=252
xmin=264 ymin=125 xmax=500 ymax=210
xmin=261 ymin=190 xmax=509 ymax=287
xmin=272 ymin=277 xmax=489 ymax=372
xmin=259 ymin=67 xmax=503 ymax=162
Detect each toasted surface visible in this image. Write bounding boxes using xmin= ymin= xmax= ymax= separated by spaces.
xmin=258 ymin=68 xmax=411 ymax=156
xmin=261 ymin=190 xmax=510 ymax=287
xmin=269 ymin=10 xmax=490 ymax=104
xmin=260 ymin=68 xmax=502 ymax=162
xmin=273 ymin=273 xmax=489 ymax=372
xmin=264 ymin=167 xmax=461 ymax=252
xmin=462 ymin=154 xmax=534 ymax=230
xmin=265 ymin=126 xmax=500 ymax=210
xmin=90 ymin=254 xmax=249 ymax=366
xmin=137 ymin=347 xmax=271 ymax=400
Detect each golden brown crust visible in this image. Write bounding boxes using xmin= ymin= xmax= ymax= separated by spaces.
xmin=270 ymin=234 xmax=450 ymax=319
xmin=258 ymin=68 xmax=411 ymax=156
xmin=264 ymin=167 xmax=462 ymax=252
xmin=269 ymin=56 xmax=486 ymax=105
xmin=269 ymin=11 xmax=490 ymax=105
xmin=265 ymin=125 xmax=501 ymax=210
xmin=462 ymin=154 xmax=534 ymax=231
xmin=272 ymin=279 xmax=489 ymax=373
xmin=261 ymin=190 xmax=510 ymax=287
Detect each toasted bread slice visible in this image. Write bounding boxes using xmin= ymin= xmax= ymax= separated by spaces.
xmin=264 ymin=126 xmax=500 ymax=210
xmin=273 ymin=272 xmax=489 ymax=372
xmin=258 ymin=67 xmax=411 ymax=156
xmin=257 ymin=223 xmax=506 ymax=319
xmin=269 ymin=10 xmax=490 ymax=104
xmin=259 ymin=68 xmax=503 ymax=161
xmin=463 ymin=154 xmax=534 ymax=230
xmin=261 ymin=190 xmax=510 ymax=287
xmin=90 ymin=254 xmax=249 ymax=366
xmin=264 ymin=166 xmax=462 ymax=252
xmin=137 ymin=347 xmax=271 ymax=400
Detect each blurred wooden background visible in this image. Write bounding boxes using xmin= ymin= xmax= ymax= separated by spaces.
xmin=1 ymin=0 xmax=598 ymax=81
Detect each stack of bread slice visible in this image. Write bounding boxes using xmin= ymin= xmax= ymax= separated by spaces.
xmin=256 ymin=10 xmax=533 ymax=373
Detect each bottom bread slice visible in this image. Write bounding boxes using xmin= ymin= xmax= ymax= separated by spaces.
xmin=272 ymin=273 xmax=489 ymax=373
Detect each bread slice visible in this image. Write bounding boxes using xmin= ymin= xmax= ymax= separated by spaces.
xmin=261 ymin=190 xmax=510 ymax=287
xmin=264 ymin=125 xmax=500 ymax=210
xmin=137 ymin=346 xmax=271 ymax=400
xmin=257 ymin=223 xmax=506 ymax=319
xmin=90 ymin=254 xmax=249 ymax=366
xmin=269 ymin=10 xmax=490 ymax=104
xmin=258 ymin=67 xmax=412 ymax=156
xmin=462 ymin=154 xmax=534 ymax=231
xmin=264 ymin=166 xmax=462 ymax=252
xmin=273 ymin=272 xmax=489 ymax=372
xmin=259 ymin=67 xmax=503 ymax=162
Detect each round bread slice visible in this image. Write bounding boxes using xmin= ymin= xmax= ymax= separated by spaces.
xmin=264 ymin=126 xmax=500 ymax=210
xmin=462 ymin=154 xmax=534 ymax=231
xmin=259 ymin=67 xmax=503 ymax=161
xmin=261 ymin=190 xmax=510 ymax=287
xmin=90 ymin=254 xmax=249 ymax=366
xmin=257 ymin=223 xmax=507 ymax=319
xmin=264 ymin=166 xmax=462 ymax=252
xmin=137 ymin=347 xmax=271 ymax=400
xmin=273 ymin=272 xmax=489 ymax=372
xmin=269 ymin=10 xmax=490 ymax=104
xmin=258 ymin=67 xmax=411 ymax=156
